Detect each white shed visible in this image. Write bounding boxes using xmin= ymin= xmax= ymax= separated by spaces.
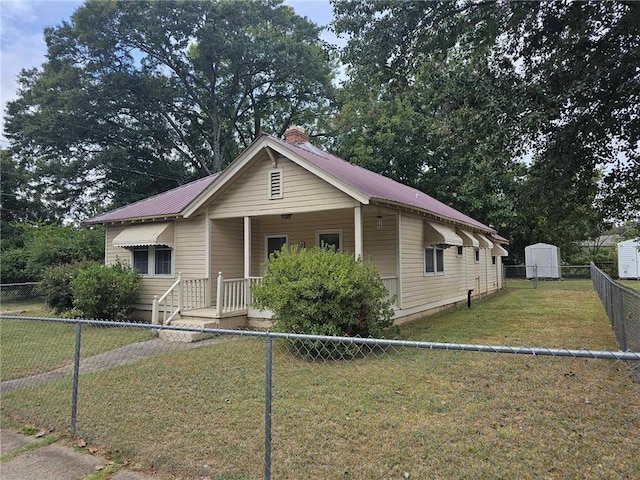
xmin=525 ymin=243 xmax=561 ymax=279
xmin=617 ymin=239 xmax=640 ymax=279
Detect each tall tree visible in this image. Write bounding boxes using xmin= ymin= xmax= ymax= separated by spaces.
xmin=332 ymin=1 xmax=531 ymax=235
xmin=5 ymin=0 xmax=334 ymax=218
xmin=332 ymin=0 xmax=640 ymax=256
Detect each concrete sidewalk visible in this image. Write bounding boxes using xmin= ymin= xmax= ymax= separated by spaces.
xmin=0 ymin=429 xmax=157 ymax=480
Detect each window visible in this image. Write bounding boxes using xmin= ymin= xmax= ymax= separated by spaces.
xmin=155 ymin=248 xmax=172 ymax=275
xmin=317 ymin=230 xmax=342 ymax=251
xmin=131 ymin=246 xmax=172 ymax=276
xmin=457 ymin=246 xmax=464 ymax=257
xmin=266 ymin=235 xmax=288 ymax=260
xmin=268 ymin=169 xmax=283 ymax=199
xmin=425 ymin=245 xmax=445 ymax=275
xmin=132 ymin=249 xmax=149 ymax=274
xmin=492 ymin=256 xmax=497 ymax=265
xmin=474 ymin=248 xmax=480 ymax=263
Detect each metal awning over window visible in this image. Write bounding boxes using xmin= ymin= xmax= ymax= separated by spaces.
xmin=425 ymin=222 xmax=463 ymax=247
xmin=456 ymin=228 xmax=479 ymax=248
xmin=492 ymin=244 xmax=509 ymax=257
xmin=112 ymin=223 xmax=174 ymax=248
xmin=474 ymin=233 xmax=494 ymax=249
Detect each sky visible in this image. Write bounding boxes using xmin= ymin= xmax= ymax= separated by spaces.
xmin=0 ymin=0 xmax=340 ymax=147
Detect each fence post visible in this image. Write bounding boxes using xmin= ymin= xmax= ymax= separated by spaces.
xmin=71 ymin=322 xmax=82 ymax=435
xmin=264 ymin=333 xmax=273 ymax=480
xmin=534 ymin=265 xmax=538 ymax=289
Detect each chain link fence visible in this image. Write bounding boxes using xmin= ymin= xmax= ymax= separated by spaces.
xmin=0 ymin=282 xmax=43 ymax=311
xmin=2 ymin=311 xmax=639 ymax=479
xmin=591 ymin=262 xmax=640 ymax=356
xmin=504 ymin=264 xmax=613 ymax=290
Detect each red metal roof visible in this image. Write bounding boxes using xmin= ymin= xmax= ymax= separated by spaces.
xmin=85 ymin=134 xmax=500 ymax=236
xmin=269 ymin=135 xmax=494 ymax=232
xmin=85 ymin=174 xmax=219 ymax=223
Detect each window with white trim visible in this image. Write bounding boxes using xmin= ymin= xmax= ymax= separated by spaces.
xmin=317 ymin=230 xmax=342 ymax=251
xmin=268 ymin=168 xmax=283 ymax=199
xmin=425 ymin=245 xmax=445 ymax=275
xmin=131 ymin=246 xmax=173 ymax=276
xmin=457 ymin=246 xmax=464 ymax=257
xmin=474 ymin=248 xmax=480 ymax=263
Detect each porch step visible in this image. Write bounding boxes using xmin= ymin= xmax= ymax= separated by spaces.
xmin=159 ymin=318 xmax=219 ymax=343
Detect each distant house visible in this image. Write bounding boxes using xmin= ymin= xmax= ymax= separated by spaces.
xmin=85 ymin=127 xmax=509 ymax=334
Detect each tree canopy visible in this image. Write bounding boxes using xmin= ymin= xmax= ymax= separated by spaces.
xmin=333 ymin=0 xmax=640 ymax=256
xmin=3 ymin=0 xmax=638 ymax=255
xmin=5 ymin=0 xmax=335 ymax=218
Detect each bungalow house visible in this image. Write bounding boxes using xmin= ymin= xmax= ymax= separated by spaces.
xmin=85 ymin=127 xmax=509 ymax=338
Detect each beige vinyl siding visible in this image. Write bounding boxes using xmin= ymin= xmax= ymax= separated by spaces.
xmin=174 ymin=215 xmax=207 ymax=278
xmin=362 ymin=206 xmax=397 ymax=277
xmin=249 ymin=209 xmax=356 ymax=276
xmin=208 ymin=154 xmax=358 ymax=219
xmin=104 ymin=217 xmax=207 ymax=308
xmin=210 ymin=206 xmax=398 ymax=278
xmin=211 ymin=218 xmax=245 ymax=301
xmin=105 ymin=225 xmax=130 ymax=266
xmin=400 ymin=213 xmax=494 ymax=310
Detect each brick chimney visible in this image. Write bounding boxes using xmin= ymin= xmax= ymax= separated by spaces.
xmin=284 ymin=125 xmax=309 ymax=144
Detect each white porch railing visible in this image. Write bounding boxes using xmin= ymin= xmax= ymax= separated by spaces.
xmin=215 ymin=274 xmax=263 ymax=316
xmin=152 ymin=275 xmax=182 ymax=326
xmin=153 ymin=273 xmax=398 ymax=323
xmin=151 ymin=274 xmax=210 ymax=326
xmin=183 ymin=278 xmax=210 ymax=310
xmin=247 ymin=276 xmax=263 ymax=306
xmin=380 ymin=276 xmax=399 ymax=308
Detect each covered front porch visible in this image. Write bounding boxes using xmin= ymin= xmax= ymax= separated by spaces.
xmin=152 ymin=205 xmax=401 ymax=338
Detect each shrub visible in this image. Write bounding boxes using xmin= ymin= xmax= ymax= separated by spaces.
xmin=251 ymin=245 xmax=394 ymax=358
xmin=71 ymin=262 xmax=140 ymax=320
xmin=38 ymin=262 xmax=94 ymax=314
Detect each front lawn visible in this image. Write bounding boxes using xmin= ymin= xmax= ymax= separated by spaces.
xmin=0 ymin=318 xmax=154 ymax=381
xmin=2 ymin=280 xmax=639 ymax=479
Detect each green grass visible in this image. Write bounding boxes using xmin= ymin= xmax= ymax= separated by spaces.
xmin=0 ymin=317 xmax=154 ymax=381
xmin=618 ymin=279 xmax=640 ymax=292
xmin=2 ymin=280 xmax=639 ymax=479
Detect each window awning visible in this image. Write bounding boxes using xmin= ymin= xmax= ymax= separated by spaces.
xmin=492 ymin=244 xmax=509 ymax=257
xmin=112 ymin=223 xmax=174 ymax=248
xmin=425 ymin=222 xmax=463 ymax=247
xmin=474 ymin=233 xmax=494 ymax=249
xmin=456 ymin=228 xmax=479 ymax=248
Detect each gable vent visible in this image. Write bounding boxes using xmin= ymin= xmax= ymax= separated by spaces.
xmin=268 ymin=168 xmax=283 ymax=199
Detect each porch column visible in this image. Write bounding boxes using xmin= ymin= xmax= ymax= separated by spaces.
xmin=244 ymin=216 xmax=251 ymax=278
xmin=354 ymin=205 xmax=363 ymax=259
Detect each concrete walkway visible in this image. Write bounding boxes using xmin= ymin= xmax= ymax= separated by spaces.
xmin=0 ymin=429 xmax=157 ymax=479
xmin=2 ymin=333 xmax=233 ymax=478
xmin=1 ymin=335 xmax=230 ymax=392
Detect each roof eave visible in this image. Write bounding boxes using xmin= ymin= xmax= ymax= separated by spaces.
xmin=84 ymin=214 xmax=182 ymax=226
xmin=369 ymin=198 xmax=495 ymax=233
